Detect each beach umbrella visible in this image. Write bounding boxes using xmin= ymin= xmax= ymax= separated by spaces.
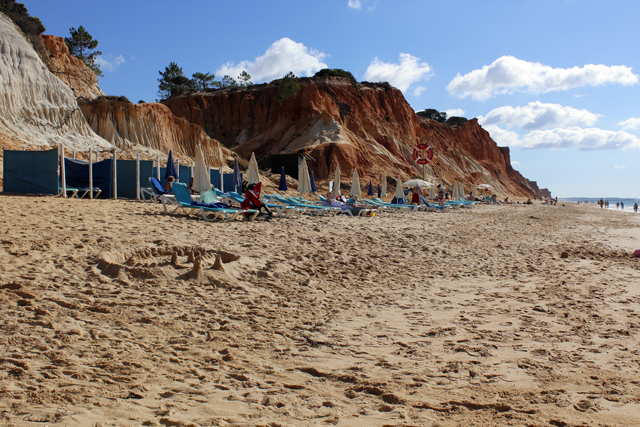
xmin=350 ymin=168 xmax=361 ymax=198
xmin=232 ymin=157 xmax=242 ymax=192
xmin=333 ymin=164 xmax=341 ymax=195
xmin=477 ymin=183 xmax=493 ymax=190
xmin=368 ymin=180 xmax=374 ymax=196
xmin=381 ymin=173 xmax=387 ymax=198
xmin=395 ymin=176 xmax=404 ymax=201
xmin=247 ymin=152 xmax=260 ymax=185
xmin=218 ymin=166 xmax=224 ymax=192
xmin=377 ymin=184 xmax=381 ymax=198
xmin=298 ymin=158 xmax=312 ymax=194
xmin=310 ymin=171 xmax=317 ymax=193
xmin=278 ymin=166 xmax=287 ymax=192
xmin=402 ymin=179 xmax=434 ymax=188
xmin=192 ymin=145 xmax=211 ymax=193
xmin=472 ymin=182 xmax=477 ymax=199
xmin=429 ymin=185 xmax=436 ymax=200
xmin=165 ymin=149 xmax=178 ymax=180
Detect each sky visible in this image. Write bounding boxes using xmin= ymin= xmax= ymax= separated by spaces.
xmin=24 ymin=0 xmax=640 ymax=198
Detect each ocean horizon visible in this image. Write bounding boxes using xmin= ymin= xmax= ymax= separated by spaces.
xmin=559 ymin=197 xmax=640 ymax=212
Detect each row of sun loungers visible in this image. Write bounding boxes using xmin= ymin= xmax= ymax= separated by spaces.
xmin=136 ymin=177 xmax=485 ymax=222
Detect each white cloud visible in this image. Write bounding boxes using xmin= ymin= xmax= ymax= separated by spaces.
xmin=615 ymin=164 xmax=626 ymax=169
xmin=216 ymin=38 xmax=327 ymax=83
xmin=348 ymin=0 xmax=362 ymax=9
xmin=445 ymin=108 xmax=465 ymax=117
xmin=478 ymin=101 xmax=601 ymax=131
xmin=368 ymin=1 xmax=378 ymax=12
xmin=413 ymin=86 xmax=427 ymax=96
xmin=363 ymin=53 xmax=432 ymax=92
xmin=95 ymin=54 xmax=125 ymax=72
xmin=447 ymin=56 xmax=638 ymax=101
xmin=483 ymin=124 xmax=523 ymax=147
xmin=486 ymin=125 xmax=640 ymax=150
xmin=617 ymin=117 xmax=640 ymax=130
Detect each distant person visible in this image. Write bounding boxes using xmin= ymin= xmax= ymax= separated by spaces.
xmin=437 ymin=185 xmax=445 ymax=207
xmin=599 ymin=198 xmax=604 ymax=209
xmin=616 ymin=202 xmax=619 ymax=209
xmin=621 ymin=202 xmax=624 ymax=210
xmin=634 ymin=203 xmax=638 ymax=213
xmin=164 ymin=176 xmax=175 ymax=193
xmin=526 ymin=198 xmax=532 ymax=205
xmin=411 ymin=185 xmax=421 ymax=204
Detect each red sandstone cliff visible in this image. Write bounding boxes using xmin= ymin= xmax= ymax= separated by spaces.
xmin=40 ymin=35 xmax=233 ymax=167
xmin=41 ymin=35 xmax=104 ymax=100
xmin=164 ymin=76 xmax=538 ymax=197
xmin=78 ymin=98 xmax=233 ymax=167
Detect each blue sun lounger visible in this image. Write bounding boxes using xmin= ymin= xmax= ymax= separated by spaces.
xmin=171 ymin=183 xmax=258 ymax=221
xmin=270 ymin=194 xmax=339 ymax=216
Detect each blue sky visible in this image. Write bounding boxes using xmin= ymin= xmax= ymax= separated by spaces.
xmin=26 ymin=0 xmax=640 ymax=198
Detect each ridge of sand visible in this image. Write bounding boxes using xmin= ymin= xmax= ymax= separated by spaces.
xmin=0 ymin=196 xmax=639 ymax=426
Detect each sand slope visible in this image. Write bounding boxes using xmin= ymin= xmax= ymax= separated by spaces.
xmin=0 ymin=196 xmax=639 ymax=426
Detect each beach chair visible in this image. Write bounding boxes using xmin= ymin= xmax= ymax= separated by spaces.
xmin=270 ymin=194 xmax=339 ymax=216
xmin=366 ymin=198 xmax=417 ymax=212
xmin=420 ymin=196 xmax=448 ymax=212
xmin=147 ymin=177 xmax=183 ymax=214
xmin=220 ymin=191 xmax=300 ymax=218
xmin=58 ymin=177 xmax=101 ymax=199
xmin=171 ymin=183 xmax=258 ymax=221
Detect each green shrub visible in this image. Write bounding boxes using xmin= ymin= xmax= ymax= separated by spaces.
xmin=314 ymin=68 xmax=360 ymax=92
xmin=99 ymin=95 xmax=132 ymax=103
xmin=417 ymin=109 xmax=447 ymax=123
xmin=445 ymin=116 xmax=468 ymax=127
xmin=0 ymin=0 xmax=48 ymax=64
xmin=277 ymin=72 xmax=300 ymax=104
xmin=138 ymin=100 xmax=145 ymax=104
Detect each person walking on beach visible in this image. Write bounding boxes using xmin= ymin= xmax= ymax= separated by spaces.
xmin=634 ymin=203 xmax=638 ymax=213
xmin=599 ymin=198 xmax=604 ymax=209
xmin=621 ymin=202 xmax=624 ymax=210
xmin=616 ymin=202 xmax=619 ymax=209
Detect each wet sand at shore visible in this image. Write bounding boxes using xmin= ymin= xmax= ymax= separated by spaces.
xmin=0 ymin=196 xmax=639 ymax=426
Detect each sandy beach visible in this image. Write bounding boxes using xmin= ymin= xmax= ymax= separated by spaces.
xmin=0 ymin=196 xmax=639 ymax=426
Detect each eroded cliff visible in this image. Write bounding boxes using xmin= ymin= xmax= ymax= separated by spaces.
xmin=41 ymin=35 xmax=104 ymax=100
xmin=0 ymin=13 xmax=112 ymax=152
xmin=78 ymin=98 xmax=233 ymax=167
xmin=164 ymin=76 xmax=537 ymax=197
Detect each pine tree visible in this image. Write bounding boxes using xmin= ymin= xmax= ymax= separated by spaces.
xmin=157 ymin=62 xmax=193 ymax=100
xmin=237 ymin=70 xmax=252 ymax=87
xmin=192 ymin=72 xmax=217 ymax=91
xmin=65 ymin=26 xmax=103 ymax=77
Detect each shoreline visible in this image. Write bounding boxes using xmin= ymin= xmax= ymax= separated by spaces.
xmin=0 ymin=196 xmax=639 ymax=426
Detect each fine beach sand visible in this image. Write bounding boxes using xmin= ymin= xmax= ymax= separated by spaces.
xmin=1 ymin=196 xmax=639 ymax=426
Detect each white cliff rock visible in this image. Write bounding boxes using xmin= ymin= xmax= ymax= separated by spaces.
xmin=0 ymin=13 xmax=112 ymax=152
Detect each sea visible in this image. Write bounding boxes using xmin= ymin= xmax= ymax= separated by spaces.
xmin=559 ymin=197 xmax=640 ymax=213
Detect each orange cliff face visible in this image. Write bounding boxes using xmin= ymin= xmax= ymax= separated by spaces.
xmin=41 ymin=35 xmax=104 ymax=100
xmin=77 ymin=98 xmax=234 ymax=167
xmin=163 ymin=76 xmax=539 ymax=197
xmin=40 ymin=34 xmax=233 ymax=166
